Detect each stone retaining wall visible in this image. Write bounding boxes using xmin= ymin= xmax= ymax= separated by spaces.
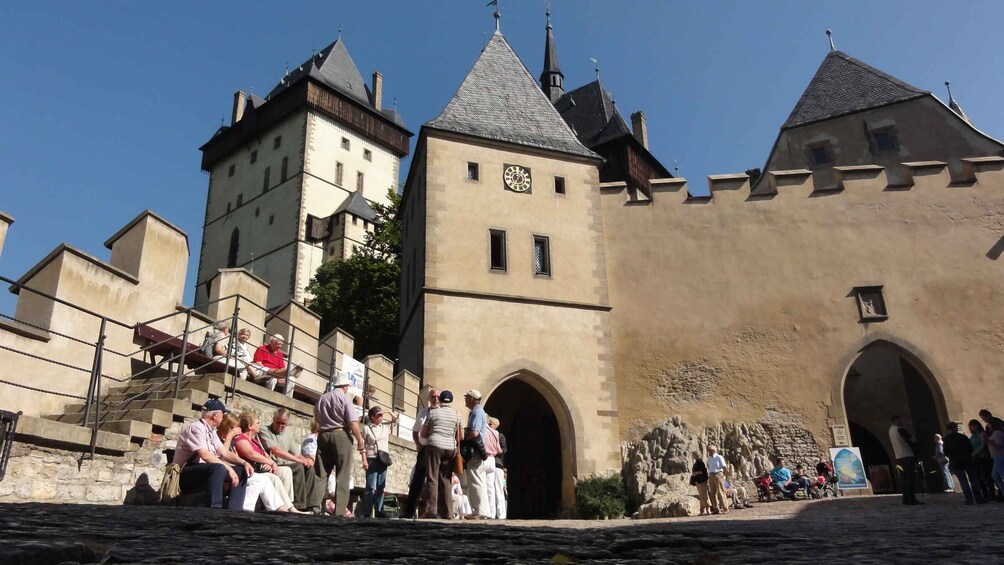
xmin=1 ymin=391 xmax=417 ymax=505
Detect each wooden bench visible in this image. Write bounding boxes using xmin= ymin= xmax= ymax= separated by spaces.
xmin=134 ymin=324 xmax=234 ymax=375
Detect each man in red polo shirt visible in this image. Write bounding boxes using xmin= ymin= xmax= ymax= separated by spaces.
xmin=252 ymin=334 xmax=302 ymax=397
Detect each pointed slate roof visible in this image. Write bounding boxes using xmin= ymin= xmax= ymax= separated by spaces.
xmin=782 ymin=50 xmax=927 ymax=129
xmin=554 ymin=80 xmax=633 ymax=147
xmin=334 ymin=190 xmax=377 ymax=222
xmin=268 ymin=38 xmax=371 ymax=107
xmin=425 ymin=33 xmax=598 ymax=159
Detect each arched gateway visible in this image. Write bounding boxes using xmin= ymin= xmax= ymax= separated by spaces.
xmin=838 ymin=338 xmax=953 ymax=493
xmin=484 ymin=372 xmax=576 ymax=519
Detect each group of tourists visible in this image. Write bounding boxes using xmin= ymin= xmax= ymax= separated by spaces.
xmin=170 ymin=372 xmax=512 ymax=520
xmin=890 ymin=408 xmax=1004 ymax=506
xmin=404 ymin=387 xmax=508 ymax=520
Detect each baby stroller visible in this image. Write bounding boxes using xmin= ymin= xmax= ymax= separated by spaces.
xmin=813 ymin=461 xmax=839 ymax=498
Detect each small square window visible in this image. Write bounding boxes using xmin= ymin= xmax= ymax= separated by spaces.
xmin=363 ymin=149 xmax=372 ymax=162
xmin=870 ymin=127 xmax=898 ymax=154
xmin=341 ymin=137 xmax=351 ymax=150
xmin=533 ymin=235 xmax=551 ymax=276
xmin=228 ymin=164 xmax=235 ymax=177
xmin=363 ymin=220 xmax=369 ymax=229
xmin=274 ymin=136 xmax=282 ymax=149
xmin=808 ymin=144 xmax=832 ymax=168
xmin=554 ymin=176 xmax=566 ymax=195
xmin=467 ymin=162 xmax=479 ymax=181
xmin=489 ymin=229 xmax=507 ymax=272
xmin=250 ymin=150 xmax=257 ymax=164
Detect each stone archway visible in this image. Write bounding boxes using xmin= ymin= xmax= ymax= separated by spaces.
xmin=839 ymin=338 xmax=950 ymax=493
xmin=483 ymin=372 xmax=575 ymax=518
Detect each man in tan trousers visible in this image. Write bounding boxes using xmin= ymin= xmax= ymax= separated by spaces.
xmin=706 ymin=444 xmax=730 ymax=514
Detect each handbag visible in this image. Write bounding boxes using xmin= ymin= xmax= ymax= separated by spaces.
xmin=378 ymin=450 xmax=393 ymax=467
xmin=452 ymin=451 xmax=465 ymax=475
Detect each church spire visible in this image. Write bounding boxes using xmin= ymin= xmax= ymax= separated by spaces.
xmin=540 ymin=6 xmax=564 ymax=104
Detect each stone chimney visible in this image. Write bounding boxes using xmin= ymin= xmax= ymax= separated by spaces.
xmin=231 ymin=90 xmax=246 ymax=125
xmin=631 ymin=111 xmax=649 ymax=149
xmin=371 ymin=71 xmax=383 ymax=111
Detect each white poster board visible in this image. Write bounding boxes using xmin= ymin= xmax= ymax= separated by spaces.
xmin=343 ymin=355 xmax=366 ymax=399
xmin=396 ymin=413 xmax=416 ymax=441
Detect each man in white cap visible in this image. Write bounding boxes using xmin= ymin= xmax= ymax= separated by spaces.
xmin=313 ymin=371 xmax=367 ymax=517
xmin=463 ymin=389 xmax=490 ymax=518
xmin=252 ymin=333 xmax=303 ymax=397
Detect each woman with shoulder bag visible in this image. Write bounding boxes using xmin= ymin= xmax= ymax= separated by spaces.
xmin=233 ymin=412 xmax=306 ymax=513
xmin=361 ymin=406 xmax=397 ymax=518
xmin=420 ymin=390 xmax=463 ymax=518
xmin=690 ymin=451 xmax=711 ymax=516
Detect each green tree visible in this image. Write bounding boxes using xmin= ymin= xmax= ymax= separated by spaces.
xmin=307 ymin=188 xmax=401 ymax=359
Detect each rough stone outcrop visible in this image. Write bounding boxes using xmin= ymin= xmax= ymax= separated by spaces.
xmin=623 ymin=417 xmax=824 ymax=518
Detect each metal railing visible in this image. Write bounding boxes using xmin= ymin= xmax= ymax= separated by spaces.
xmin=0 ymin=273 xmax=421 ymax=457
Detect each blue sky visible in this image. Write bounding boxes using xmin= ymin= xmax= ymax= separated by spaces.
xmin=2 ymin=1 xmax=1002 ymax=310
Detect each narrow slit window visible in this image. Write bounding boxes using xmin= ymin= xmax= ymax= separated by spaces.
xmin=533 ymin=235 xmax=551 ymax=276
xmin=335 ymin=162 xmax=344 ymax=186
xmin=273 ymin=136 xmax=282 ymax=149
xmin=262 ymin=167 xmax=270 ymax=192
xmin=250 ymin=150 xmax=257 ymax=164
xmin=281 ymin=157 xmax=288 ymax=182
xmin=356 ymin=171 xmax=364 ymax=191
xmin=489 ymin=229 xmax=507 ymax=271
xmin=228 ymin=164 xmax=235 ymax=177
xmin=554 ymin=176 xmax=566 ymax=195
xmin=467 ymin=162 xmax=479 ymax=181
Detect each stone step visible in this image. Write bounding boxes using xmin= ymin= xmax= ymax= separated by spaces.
xmin=45 ymin=407 xmax=176 ymax=429
xmin=99 ymin=387 xmax=208 ymax=408
xmin=98 ymin=419 xmax=153 ymax=439
xmin=59 ymin=397 xmax=198 ymax=418
xmin=105 ymin=373 xmax=216 ymax=395
xmin=14 ymin=415 xmax=134 ymax=454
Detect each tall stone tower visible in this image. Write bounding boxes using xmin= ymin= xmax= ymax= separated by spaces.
xmin=398 ymin=29 xmax=621 ymax=518
xmin=197 ymin=38 xmax=412 ymax=309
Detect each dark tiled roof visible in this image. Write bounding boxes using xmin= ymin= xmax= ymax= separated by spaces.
xmin=335 ymin=190 xmax=377 ymax=222
xmin=268 ymin=38 xmax=371 ymax=107
xmin=380 ymin=108 xmax=408 ymax=129
xmin=554 ymin=80 xmax=632 ymax=147
xmin=425 ymin=33 xmax=597 ymax=159
xmin=783 ymin=50 xmax=927 ymax=129
xmin=247 ymin=94 xmax=266 ymax=110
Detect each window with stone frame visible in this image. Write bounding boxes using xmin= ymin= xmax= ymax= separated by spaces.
xmin=489 ymin=229 xmax=507 ymax=272
xmin=467 ymin=162 xmax=479 ymax=181
xmin=364 ymin=149 xmax=372 ymax=162
xmin=341 ymin=137 xmax=351 ymax=150
xmin=533 ymin=235 xmax=551 ymax=276
xmin=356 ymin=171 xmax=364 ymax=191
xmin=336 ymin=162 xmax=344 ymax=186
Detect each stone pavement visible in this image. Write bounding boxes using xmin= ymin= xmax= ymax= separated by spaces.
xmin=0 ymin=494 xmax=1001 ymax=564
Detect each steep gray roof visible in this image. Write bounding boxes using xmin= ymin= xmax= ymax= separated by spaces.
xmin=783 ymin=50 xmax=927 ymax=129
xmin=554 ymin=80 xmax=632 ymax=147
xmin=426 ymin=32 xmax=598 ymax=159
xmin=334 ymin=190 xmax=377 ymax=222
xmin=268 ymin=38 xmax=371 ymax=107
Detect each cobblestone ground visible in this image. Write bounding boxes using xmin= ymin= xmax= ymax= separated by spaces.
xmin=0 ymin=494 xmax=1001 ymax=564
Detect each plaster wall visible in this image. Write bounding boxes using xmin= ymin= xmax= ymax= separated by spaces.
xmin=197 ymin=113 xmax=307 ymax=308
xmin=601 ymin=162 xmax=1004 ymax=449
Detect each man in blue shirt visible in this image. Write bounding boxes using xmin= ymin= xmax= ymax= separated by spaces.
xmin=463 ymin=389 xmax=489 ymax=518
xmin=771 ymin=457 xmax=810 ymax=500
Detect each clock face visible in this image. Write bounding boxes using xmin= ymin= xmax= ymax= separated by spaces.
xmin=503 ymin=165 xmax=532 ymax=193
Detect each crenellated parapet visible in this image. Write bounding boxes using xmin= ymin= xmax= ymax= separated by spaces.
xmin=599 ymin=156 xmax=1004 ymax=206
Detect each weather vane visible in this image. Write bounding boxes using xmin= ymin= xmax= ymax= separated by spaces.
xmin=487 ymin=0 xmax=500 ymax=32
xmin=826 ymin=29 xmax=835 ymax=51
xmin=590 ymin=57 xmax=600 ymax=81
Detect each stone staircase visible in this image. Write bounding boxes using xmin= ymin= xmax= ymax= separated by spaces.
xmin=39 ymin=372 xmax=228 ymax=452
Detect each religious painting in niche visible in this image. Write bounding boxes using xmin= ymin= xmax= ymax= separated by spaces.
xmin=853 ymin=286 xmax=887 ymax=322
xmin=503 ymin=164 xmax=532 ymax=193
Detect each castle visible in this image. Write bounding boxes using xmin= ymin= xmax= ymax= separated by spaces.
xmin=1 ymin=12 xmax=1002 ymax=518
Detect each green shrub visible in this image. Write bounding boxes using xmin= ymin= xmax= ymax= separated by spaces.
xmin=575 ymin=476 xmax=626 ymax=519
